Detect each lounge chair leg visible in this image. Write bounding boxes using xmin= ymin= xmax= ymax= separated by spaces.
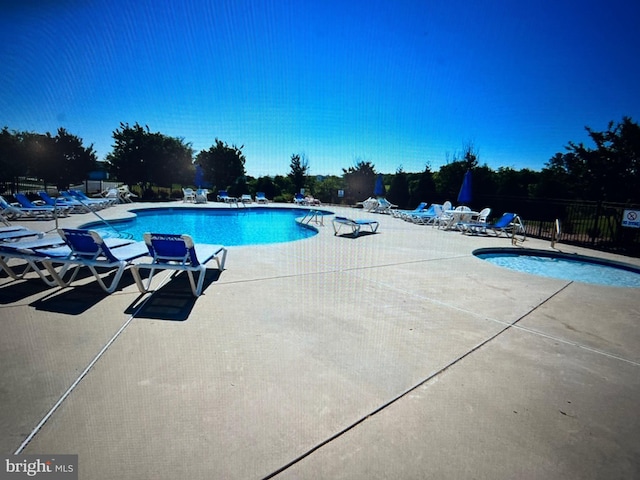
xmin=217 ymin=249 xmax=227 ymax=270
xmin=89 ymin=263 xmax=126 ymax=293
xmin=131 ymin=266 xmax=158 ymax=293
xmin=40 ymin=260 xmax=83 ymax=287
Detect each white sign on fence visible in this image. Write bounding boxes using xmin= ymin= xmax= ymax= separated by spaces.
xmin=622 ymin=209 xmax=640 ymax=228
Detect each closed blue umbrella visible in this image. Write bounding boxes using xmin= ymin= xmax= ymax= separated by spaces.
xmin=374 ymin=174 xmax=385 ymax=197
xmin=194 ymin=164 xmax=204 ymax=188
xmin=457 ymin=170 xmax=472 ymax=205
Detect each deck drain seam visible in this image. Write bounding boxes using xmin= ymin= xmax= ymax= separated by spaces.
xmin=355 ymin=270 xmax=640 ymax=366
xmin=13 ymin=273 xmax=174 ymax=455
xmin=215 ymin=255 xmax=471 ymax=286
xmin=261 ymin=284 xmax=571 ymax=479
xmin=509 ymin=324 xmax=640 ymax=367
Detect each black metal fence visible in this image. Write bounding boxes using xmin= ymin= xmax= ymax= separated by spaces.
xmin=1 ymin=179 xmax=120 ymax=197
xmin=3 ymin=177 xmax=640 ymax=257
xmin=475 ymin=195 xmax=640 ymax=257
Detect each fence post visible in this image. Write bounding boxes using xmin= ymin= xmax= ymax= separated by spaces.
xmin=591 ymin=201 xmax=602 ymax=245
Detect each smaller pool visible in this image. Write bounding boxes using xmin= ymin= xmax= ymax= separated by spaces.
xmin=474 ymin=248 xmax=640 ymax=288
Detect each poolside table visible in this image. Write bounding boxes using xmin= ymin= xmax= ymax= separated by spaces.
xmin=441 ymin=209 xmax=479 ymax=230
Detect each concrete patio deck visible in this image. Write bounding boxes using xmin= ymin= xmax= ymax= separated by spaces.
xmin=1 ymin=202 xmax=639 ymax=479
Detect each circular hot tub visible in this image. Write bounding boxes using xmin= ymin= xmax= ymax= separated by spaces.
xmin=473 ymin=248 xmax=640 ymax=288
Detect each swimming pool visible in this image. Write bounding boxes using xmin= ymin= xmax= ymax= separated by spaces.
xmin=80 ymin=207 xmax=330 ymax=246
xmin=474 ymin=248 xmax=640 ymax=288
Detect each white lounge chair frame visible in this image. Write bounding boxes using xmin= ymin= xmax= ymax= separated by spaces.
xmin=332 ymin=217 xmax=379 ymax=237
xmin=0 ymin=237 xmax=78 ymax=286
xmin=131 ymin=233 xmax=227 ymax=297
xmin=41 ymin=229 xmax=149 ymax=293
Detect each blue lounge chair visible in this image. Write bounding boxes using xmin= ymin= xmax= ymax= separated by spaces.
xmin=332 ymin=216 xmax=379 ymax=237
xmin=195 ymin=189 xmax=210 ymax=204
xmin=0 ymin=225 xmax=29 ymax=234
xmin=217 ymin=190 xmax=236 ymax=203
xmin=392 ymin=202 xmax=428 ymax=219
xmin=37 ymin=191 xmax=81 ymax=213
xmin=43 ymin=228 xmax=150 ymax=293
xmin=43 ymin=190 xmax=91 ymax=211
xmin=57 ymin=191 xmax=97 ymax=212
xmin=372 ymin=198 xmax=397 ymax=214
xmin=1 ymin=208 xmax=12 ymax=225
xmin=0 ymin=196 xmax=24 ymax=219
xmin=60 ymin=190 xmax=109 ymax=211
xmin=131 ymin=233 xmax=227 ymax=297
xmin=0 ymin=226 xmax=44 ymax=242
xmin=293 ymin=193 xmax=306 ymax=205
xmin=408 ymin=204 xmax=444 ymax=225
xmin=10 ymin=194 xmax=57 ymax=218
xmin=0 ymin=235 xmax=76 ymax=286
xmin=68 ymin=190 xmax=110 ymax=209
xmin=255 ymin=192 xmax=269 ymax=204
xmin=461 ymin=212 xmax=520 ymax=236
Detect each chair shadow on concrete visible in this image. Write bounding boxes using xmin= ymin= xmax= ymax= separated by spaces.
xmin=0 ymin=276 xmax=53 ymax=304
xmin=30 ymin=283 xmax=110 ymax=315
xmin=28 ymin=270 xmax=139 ymax=315
xmin=1 ymin=263 xmax=104 ymax=306
xmin=334 ymin=230 xmax=379 ymax=239
xmin=125 ymin=269 xmax=222 ymax=322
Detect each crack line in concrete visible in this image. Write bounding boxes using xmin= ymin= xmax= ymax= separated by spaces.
xmin=261 ymin=283 xmax=572 ymax=479
xmin=13 ymin=274 xmax=174 ymax=455
xmin=213 ymin=254 xmax=471 ymax=286
xmin=356 ymin=269 xmax=640 ymax=367
xmin=509 ymin=324 xmax=640 ymax=367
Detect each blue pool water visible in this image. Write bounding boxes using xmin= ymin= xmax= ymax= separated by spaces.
xmin=80 ymin=207 xmax=326 ymax=246
xmin=474 ymin=248 xmax=640 ymax=288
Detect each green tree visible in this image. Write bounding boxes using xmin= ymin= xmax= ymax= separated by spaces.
xmin=314 ymin=175 xmax=344 ymax=204
xmin=460 ymin=141 xmax=479 ymax=169
xmin=387 ymin=166 xmax=410 ymax=208
xmin=52 ymin=128 xmax=98 ymax=189
xmin=494 ymin=167 xmax=539 ymax=198
xmin=342 ymin=160 xmax=376 ymax=204
xmin=253 ymin=176 xmax=278 ymax=199
xmin=149 ymin=134 xmax=194 ymax=187
xmin=559 ymin=117 xmax=640 ymax=202
xmin=531 ymin=157 xmax=572 ymax=200
xmin=0 ymin=128 xmax=27 ymax=187
xmin=408 ymin=164 xmax=436 ymax=207
xmin=17 ymin=128 xmax=97 ymax=190
xmin=434 ymin=160 xmax=468 ymax=201
xmin=273 ymin=174 xmax=294 ymax=201
xmin=21 ymin=132 xmax=56 ymax=182
xmin=288 ymin=153 xmax=309 ymax=194
xmin=471 ymin=164 xmax=497 ymax=203
xmin=435 ymin=143 xmax=481 ymax=202
xmin=196 ymin=139 xmax=246 ymax=196
xmin=106 ymin=123 xmax=193 ymax=187
xmin=106 ymin=123 xmax=149 ymax=186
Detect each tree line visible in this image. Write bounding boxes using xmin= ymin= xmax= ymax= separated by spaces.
xmin=1 ymin=118 xmax=639 ymax=207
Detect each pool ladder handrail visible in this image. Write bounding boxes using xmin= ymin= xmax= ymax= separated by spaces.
xmin=550 ymin=218 xmax=561 ymax=249
xmin=300 ymin=209 xmax=324 ymax=226
xmin=510 ymin=215 xmax=527 ymax=246
xmin=53 ymin=195 xmax=134 ymax=239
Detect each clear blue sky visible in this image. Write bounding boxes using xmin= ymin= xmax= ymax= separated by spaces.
xmin=2 ymin=0 xmax=639 ymax=177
